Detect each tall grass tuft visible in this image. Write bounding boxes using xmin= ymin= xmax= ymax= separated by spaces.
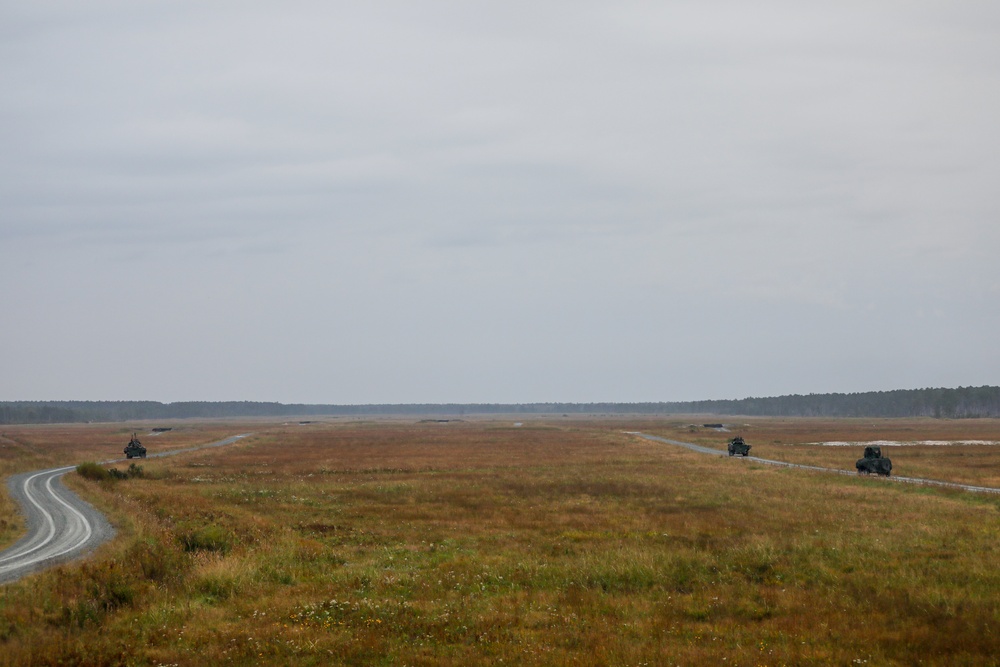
xmin=75 ymin=461 xmax=110 ymax=482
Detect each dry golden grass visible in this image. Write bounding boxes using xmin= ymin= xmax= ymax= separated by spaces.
xmin=0 ymin=417 xmax=998 ymax=665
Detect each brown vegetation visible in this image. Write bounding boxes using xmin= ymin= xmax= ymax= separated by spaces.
xmin=0 ymin=417 xmax=998 ymax=665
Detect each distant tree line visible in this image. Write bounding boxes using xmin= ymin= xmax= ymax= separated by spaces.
xmin=1 ymin=386 xmax=998 ymax=425
xmin=668 ymin=385 xmax=1000 ymax=419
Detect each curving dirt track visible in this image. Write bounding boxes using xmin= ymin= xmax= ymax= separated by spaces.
xmin=0 ymin=466 xmax=115 ymax=583
xmin=0 ymin=434 xmax=250 ymax=584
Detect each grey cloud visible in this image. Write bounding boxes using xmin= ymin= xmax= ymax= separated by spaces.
xmin=2 ymin=2 xmax=998 ymax=402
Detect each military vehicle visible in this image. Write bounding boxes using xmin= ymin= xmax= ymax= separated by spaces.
xmin=124 ymin=433 xmax=147 ymax=459
xmin=728 ymin=436 xmax=751 ymax=457
xmin=855 ymin=445 xmax=891 ymax=476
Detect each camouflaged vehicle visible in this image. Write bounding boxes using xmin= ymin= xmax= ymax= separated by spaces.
xmin=855 ymin=445 xmax=891 ymax=476
xmin=728 ymin=436 xmax=751 ymax=457
xmin=124 ymin=433 xmax=146 ymax=459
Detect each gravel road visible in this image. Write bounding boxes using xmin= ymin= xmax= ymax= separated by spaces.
xmin=0 ymin=466 xmax=115 ymax=583
xmin=629 ymin=432 xmax=1000 ymax=495
xmin=0 ymin=433 xmax=250 ymax=584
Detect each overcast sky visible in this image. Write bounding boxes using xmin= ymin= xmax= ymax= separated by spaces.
xmin=2 ymin=1 xmax=998 ymax=404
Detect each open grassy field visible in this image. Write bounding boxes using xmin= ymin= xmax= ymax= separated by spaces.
xmin=0 ymin=416 xmax=999 ymax=665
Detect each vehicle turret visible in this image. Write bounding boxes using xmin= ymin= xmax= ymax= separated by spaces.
xmin=855 ymin=445 xmax=891 ymax=476
xmin=728 ymin=436 xmax=751 ymax=457
xmin=124 ymin=433 xmax=147 ymax=459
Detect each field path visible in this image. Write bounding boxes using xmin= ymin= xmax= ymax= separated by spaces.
xmin=0 ymin=433 xmax=251 ymax=584
xmin=629 ymin=432 xmax=1000 ymax=495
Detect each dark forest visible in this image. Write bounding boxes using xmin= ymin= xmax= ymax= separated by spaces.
xmin=2 ymin=386 xmax=997 ymax=424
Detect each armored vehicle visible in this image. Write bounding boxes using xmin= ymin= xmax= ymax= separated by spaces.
xmin=728 ymin=436 xmax=751 ymax=457
xmin=124 ymin=433 xmax=146 ymax=459
xmin=855 ymin=445 xmax=891 ymax=476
